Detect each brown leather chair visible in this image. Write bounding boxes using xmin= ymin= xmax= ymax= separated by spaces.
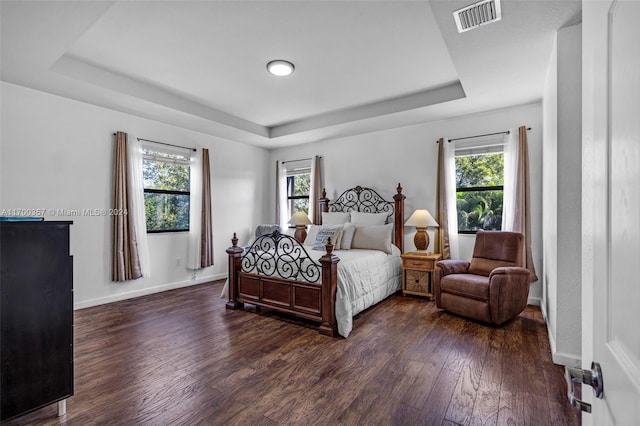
xmin=433 ymin=230 xmax=531 ymax=325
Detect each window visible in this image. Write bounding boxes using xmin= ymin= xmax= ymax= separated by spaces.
xmin=285 ymin=160 xmax=311 ymax=218
xmin=142 ymin=147 xmax=191 ymax=233
xmin=455 ymin=148 xmax=504 ymax=234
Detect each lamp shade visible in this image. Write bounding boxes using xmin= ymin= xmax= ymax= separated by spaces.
xmin=404 ymin=209 xmax=439 ymax=228
xmin=289 ymin=211 xmax=312 ymax=226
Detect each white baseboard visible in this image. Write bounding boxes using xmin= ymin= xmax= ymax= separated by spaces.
xmin=527 ymin=296 xmax=541 ymax=306
xmin=539 ymin=300 xmax=581 ymax=367
xmin=551 ymin=351 xmax=581 ymax=368
xmin=74 ymin=273 xmax=227 ymax=310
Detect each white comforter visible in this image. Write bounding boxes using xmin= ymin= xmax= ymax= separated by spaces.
xmin=221 ymin=246 xmax=401 ymax=338
xmin=328 ymin=247 xmax=401 ymax=337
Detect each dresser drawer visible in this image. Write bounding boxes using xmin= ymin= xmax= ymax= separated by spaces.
xmin=403 ymin=258 xmax=437 ymax=270
xmin=405 ymin=269 xmax=430 ymax=294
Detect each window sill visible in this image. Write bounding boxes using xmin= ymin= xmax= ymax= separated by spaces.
xmin=147 ymin=230 xmax=190 ymax=235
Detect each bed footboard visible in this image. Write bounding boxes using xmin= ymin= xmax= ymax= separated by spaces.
xmin=226 ymin=232 xmax=340 ymax=337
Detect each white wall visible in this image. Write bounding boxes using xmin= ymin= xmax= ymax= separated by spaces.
xmin=0 ymin=82 xmax=270 ymax=309
xmin=0 ymin=83 xmax=547 ymax=309
xmin=542 ymin=23 xmax=582 ymax=367
xmin=543 ymin=33 xmax=559 ymax=354
xmin=270 ymin=102 xmax=544 ymax=303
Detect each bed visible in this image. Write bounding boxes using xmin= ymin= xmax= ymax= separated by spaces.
xmin=225 ymin=184 xmax=406 ymax=337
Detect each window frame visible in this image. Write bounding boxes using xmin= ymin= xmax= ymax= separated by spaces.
xmin=454 ymin=144 xmax=505 ymax=234
xmin=284 ymin=159 xmax=312 ymax=224
xmin=286 ymin=176 xmax=310 ymax=215
xmin=142 ymin=146 xmax=191 ymax=234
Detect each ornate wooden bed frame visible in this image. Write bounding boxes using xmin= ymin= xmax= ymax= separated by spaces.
xmin=226 ymin=184 xmax=405 ymax=336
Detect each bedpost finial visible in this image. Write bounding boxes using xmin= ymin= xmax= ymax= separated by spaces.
xmin=322 ymin=188 xmax=326 ymax=198
xmin=232 ymin=233 xmax=238 ymax=247
xmin=325 ymin=237 xmax=334 ymax=255
xmin=397 ymin=183 xmax=402 ymax=194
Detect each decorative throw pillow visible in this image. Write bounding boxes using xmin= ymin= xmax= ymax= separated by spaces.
xmin=322 ymin=211 xmax=351 ymax=225
xmin=350 ymin=211 xmax=388 ymax=226
xmin=351 ymin=224 xmax=393 ymax=254
xmin=254 ymin=224 xmax=281 ymax=238
xmin=304 ymin=225 xmax=321 ymax=245
xmin=305 ymin=225 xmax=343 ymax=247
xmin=312 ymin=226 xmax=344 ymax=250
xmin=340 ymin=223 xmax=357 ymax=250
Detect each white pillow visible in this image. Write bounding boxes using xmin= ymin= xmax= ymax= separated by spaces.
xmin=305 ymin=225 xmax=343 ymax=248
xmin=340 ymin=223 xmax=357 ymax=250
xmin=304 ymin=225 xmax=319 ymax=244
xmin=322 ymin=211 xmax=350 ymax=225
xmin=311 ymin=225 xmax=344 ymax=250
xmin=350 ymin=211 xmax=388 ymax=226
xmin=351 ymin=224 xmax=393 ymax=254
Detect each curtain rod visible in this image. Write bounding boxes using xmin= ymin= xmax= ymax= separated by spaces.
xmin=137 ymin=137 xmax=197 ymax=152
xmin=436 ymin=127 xmax=532 ymax=143
xmin=112 ymin=133 xmax=197 ymax=152
xmin=281 ymin=156 xmax=322 ymax=164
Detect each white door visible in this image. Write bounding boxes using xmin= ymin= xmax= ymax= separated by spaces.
xmin=582 ymin=0 xmax=640 ymax=424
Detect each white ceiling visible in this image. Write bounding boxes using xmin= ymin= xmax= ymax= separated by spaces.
xmin=1 ymin=0 xmax=581 ymax=148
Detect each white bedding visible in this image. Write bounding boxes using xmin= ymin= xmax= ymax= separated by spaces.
xmin=221 ymin=246 xmax=401 ymax=338
xmin=330 ymin=246 xmax=401 ymax=337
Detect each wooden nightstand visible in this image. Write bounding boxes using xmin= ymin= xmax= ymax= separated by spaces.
xmin=401 ymin=252 xmax=442 ymax=298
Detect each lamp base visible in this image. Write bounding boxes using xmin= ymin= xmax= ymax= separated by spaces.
xmin=294 ymin=225 xmax=307 ymax=244
xmin=413 ymin=227 xmax=429 ymax=252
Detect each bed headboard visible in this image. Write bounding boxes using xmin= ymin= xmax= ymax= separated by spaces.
xmin=317 ymin=184 xmax=405 ymax=253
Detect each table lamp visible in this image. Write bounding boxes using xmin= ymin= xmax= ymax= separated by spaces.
xmin=289 ymin=212 xmax=312 ymax=243
xmin=404 ymin=209 xmax=439 ymax=253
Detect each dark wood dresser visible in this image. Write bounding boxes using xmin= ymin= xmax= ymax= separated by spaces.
xmin=1 ymin=221 xmax=74 ymax=421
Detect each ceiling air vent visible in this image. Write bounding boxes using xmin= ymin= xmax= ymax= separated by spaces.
xmin=453 ymin=0 xmax=502 ymax=33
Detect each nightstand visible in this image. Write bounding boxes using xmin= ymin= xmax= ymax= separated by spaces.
xmin=401 ymin=252 xmax=442 ymax=298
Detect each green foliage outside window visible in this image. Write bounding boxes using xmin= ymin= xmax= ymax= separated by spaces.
xmin=293 ymin=198 xmax=310 ymax=215
xmin=143 ymin=149 xmax=190 ymax=232
xmin=455 ymin=153 xmax=504 ymax=233
xmin=288 ymin=173 xmax=311 ymax=216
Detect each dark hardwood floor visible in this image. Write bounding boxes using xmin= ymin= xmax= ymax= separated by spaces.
xmin=3 ymin=280 xmax=581 ymax=426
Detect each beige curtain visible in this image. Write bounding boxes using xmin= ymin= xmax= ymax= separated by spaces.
xmin=112 ymin=131 xmax=142 ymax=281
xmin=275 ymin=161 xmax=282 ymax=224
xmin=513 ymin=126 xmax=538 ymax=281
xmin=435 ymin=138 xmax=451 ymax=259
xmin=310 ymin=155 xmax=323 ymax=224
xmin=200 ymin=148 xmax=214 ymax=268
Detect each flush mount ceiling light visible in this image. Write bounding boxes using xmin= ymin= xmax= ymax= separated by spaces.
xmin=453 ymin=0 xmax=502 ymax=33
xmin=267 ymin=60 xmax=295 ymax=77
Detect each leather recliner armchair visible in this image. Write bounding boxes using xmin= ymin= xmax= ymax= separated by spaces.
xmin=433 ymin=230 xmax=531 ymax=325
